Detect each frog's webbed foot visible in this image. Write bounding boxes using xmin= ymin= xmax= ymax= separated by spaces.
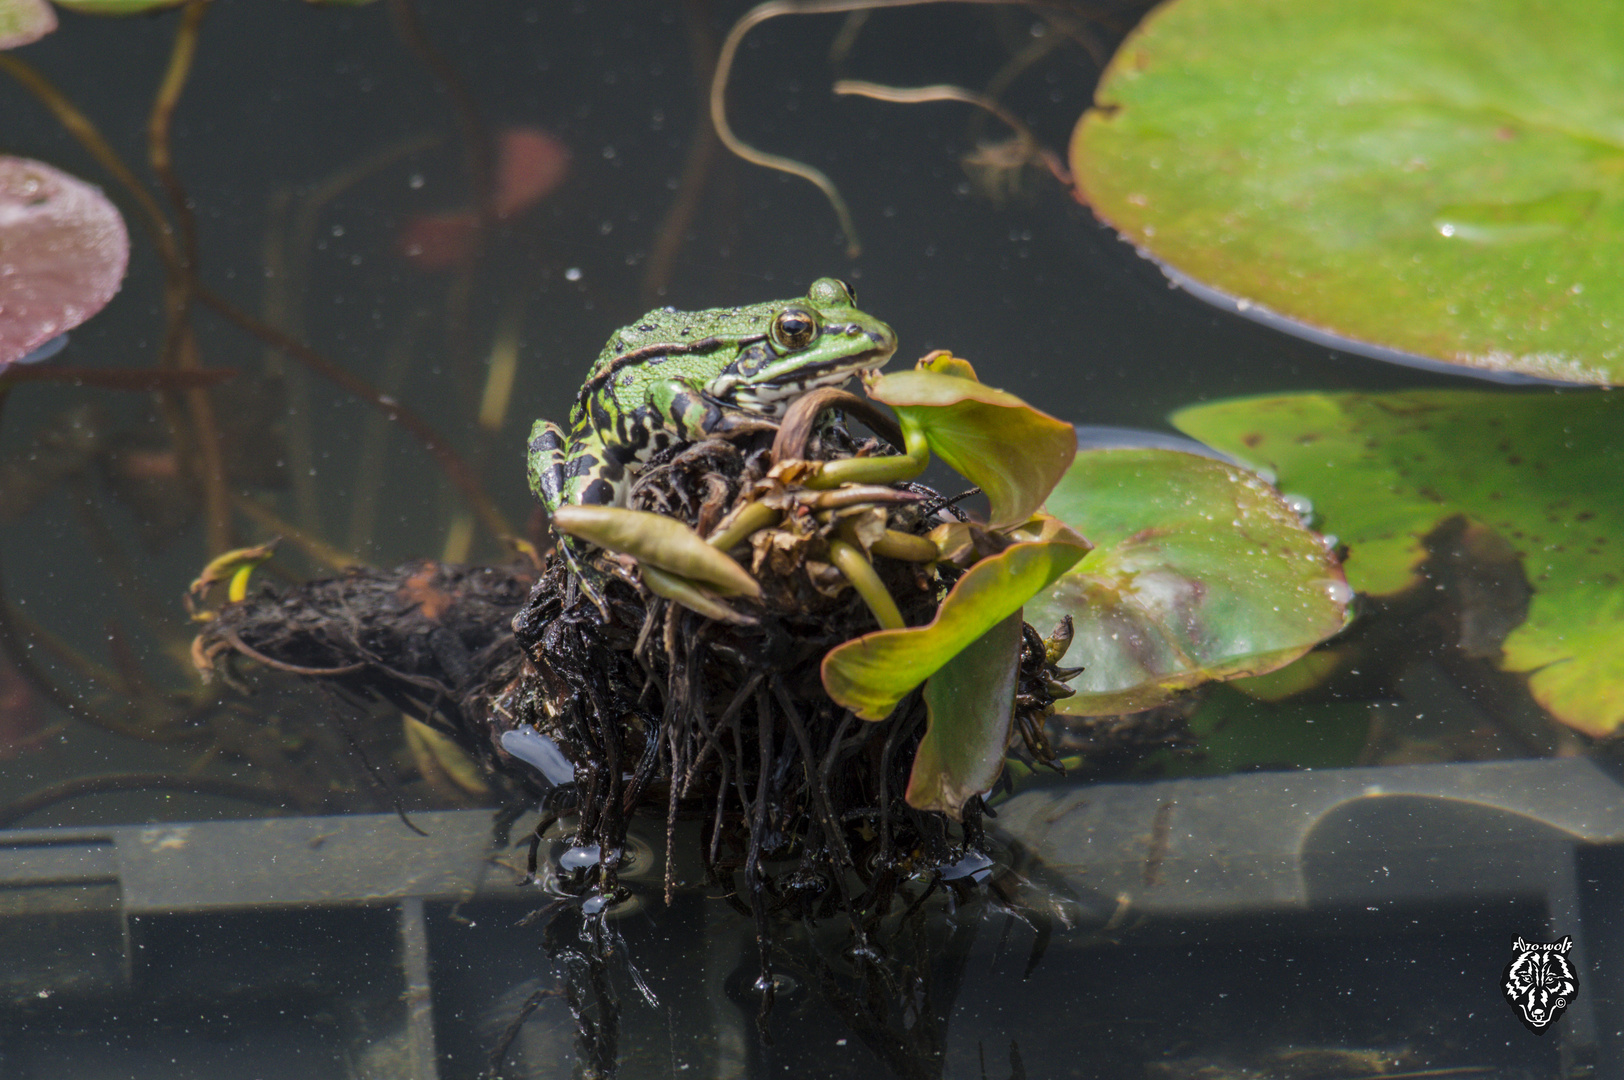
xmin=558 ymin=538 xmax=613 ymax=620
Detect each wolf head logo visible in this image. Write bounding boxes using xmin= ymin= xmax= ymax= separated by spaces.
xmin=1504 ymin=936 xmax=1577 ymax=1034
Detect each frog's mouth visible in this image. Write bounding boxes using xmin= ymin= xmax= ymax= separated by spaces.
xmin=724 ymin=325 xmax=896 ymax=413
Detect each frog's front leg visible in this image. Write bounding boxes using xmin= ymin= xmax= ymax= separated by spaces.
xmin=649 ymin=377 xmax=781 ymax=442
xmin=526 ymin=419 xmax=572 ymax=513
xmin=526 ymin=418 xmax=614 ymax=614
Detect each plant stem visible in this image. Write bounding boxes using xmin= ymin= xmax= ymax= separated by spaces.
xmin=828 ymin=539 xmax=904 ymax=630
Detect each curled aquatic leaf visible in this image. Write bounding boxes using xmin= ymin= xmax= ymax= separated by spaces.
xmin=866 ymin=366 xmax=1075 ymax=529
xmin=0 ymin=0 xmax=56 ymax=49
xmin=915 ymin=348 xmax=979 ymax=382
xmin=906 ymin=612 xmax=1023 ymax=820
xmin=822 ymin=528 xmax=1090 ymax=721
xmin=553 ymin=504 xmax=761 ymax=599
xmin=185 ymin=539 xmax=280 ymax=619
xmin=0 ymin=157 xmax=129 ymax=368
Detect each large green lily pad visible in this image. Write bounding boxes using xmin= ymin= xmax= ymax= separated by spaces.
xmin=1072 ymin=0 xmax=1624 ymax=385
xmin=1030 ymin=448 xmax=1350 ymax=715
xmin=1174 ymin=389 xmax=1624 ymax=736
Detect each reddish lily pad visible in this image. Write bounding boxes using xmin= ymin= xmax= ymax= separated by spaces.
xmin=1174 ymin=389 xmax=1624 ymax=737
xmin=0 ymin=0 xmax=55 ymax=49
xmin=0 ymin=157 xmax=129 ymax=367
xmin=821 ymin=523 xmax=1090 ymax=722
xmin=866 ymin=364 xmax=1076 ymax=530
xmin=1029 ymin=448 xmax=1350 ymax=716
xmin=907 ymin=612 xmax=1022 ymax=820
xmin=1072 ymin=0 xmax=1624 ymax=385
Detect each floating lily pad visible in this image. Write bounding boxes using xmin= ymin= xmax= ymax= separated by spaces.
xmin=0 ymin=156 xmax=129 ymax=368
xmin=0 ymin=0 xmax=55 ymax=49
xmin=1173 ymin=389 xmax=1624 ymax=736
xmin=907 ymin=612 xmax=1022 ymax=819
xmin=1072 ymin=0 xmax=1624 ymax=385
xmin=1029 ymin=448 xmax=1350 ymax=716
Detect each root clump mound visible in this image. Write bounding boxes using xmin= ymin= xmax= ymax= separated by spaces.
xmin=193 ymin=410 xmax=1071 ymax=1031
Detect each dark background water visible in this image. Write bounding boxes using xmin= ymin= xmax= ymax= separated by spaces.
xmin=0 ymin=5 xmax=1588 ymax=1078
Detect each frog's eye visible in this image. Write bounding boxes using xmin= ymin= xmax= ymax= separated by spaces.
xmin=833 ymin=279 xmax=856 ymax=304
xmin=770 ymin=307 xmax=819 ymax=350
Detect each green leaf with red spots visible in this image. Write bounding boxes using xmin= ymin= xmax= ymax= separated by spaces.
xmin=1174 ymin=389 xmax=1624 ymax=736
xmin=1027 ymin=448 xmax=1351 ymax=716
xmin=1071 ymin=0 xmax=1624 ymax=384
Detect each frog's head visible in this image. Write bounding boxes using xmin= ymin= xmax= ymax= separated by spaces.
xmin=712 ymin=277 xmax=896 ymax=416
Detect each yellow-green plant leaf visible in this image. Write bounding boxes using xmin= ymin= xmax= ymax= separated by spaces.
xmin=907 ymin=612 xmax=1022 ymax=820
xmin=867 ymin=368 xmax=1076 ymax=530
xmin=552 ymin=504 xmax=761 ymax=599
xmin=821 ymin=526 xmax=1090 ymax=721
xmin=1030 ymin=448 xmax=1350 ymax=716
xmin=1072 ymin=0 xmax=1624 ymax=385
xmin=1175 ymin=388 xmax=1624 ymax=736
xmin=0 ymin=0 xmax=54 ymax=49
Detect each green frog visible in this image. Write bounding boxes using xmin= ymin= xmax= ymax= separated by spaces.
xmin=528 ymin=277 xmax=897 ymax=597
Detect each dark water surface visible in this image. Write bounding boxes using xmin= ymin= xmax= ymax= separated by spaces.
xmin=0 ymin=3 xmax=1599 ymax=1077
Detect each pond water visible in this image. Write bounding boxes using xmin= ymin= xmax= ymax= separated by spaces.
xmin=0 ymin=2 xmax=1614 ymax=1078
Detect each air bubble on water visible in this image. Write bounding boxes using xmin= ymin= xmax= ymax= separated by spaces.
xmin=559 ymin=844 xmax=601 ymax=871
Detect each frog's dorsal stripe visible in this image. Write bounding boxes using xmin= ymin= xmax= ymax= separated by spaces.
xmin=576 ymin=334 xmax=768 ymax=407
